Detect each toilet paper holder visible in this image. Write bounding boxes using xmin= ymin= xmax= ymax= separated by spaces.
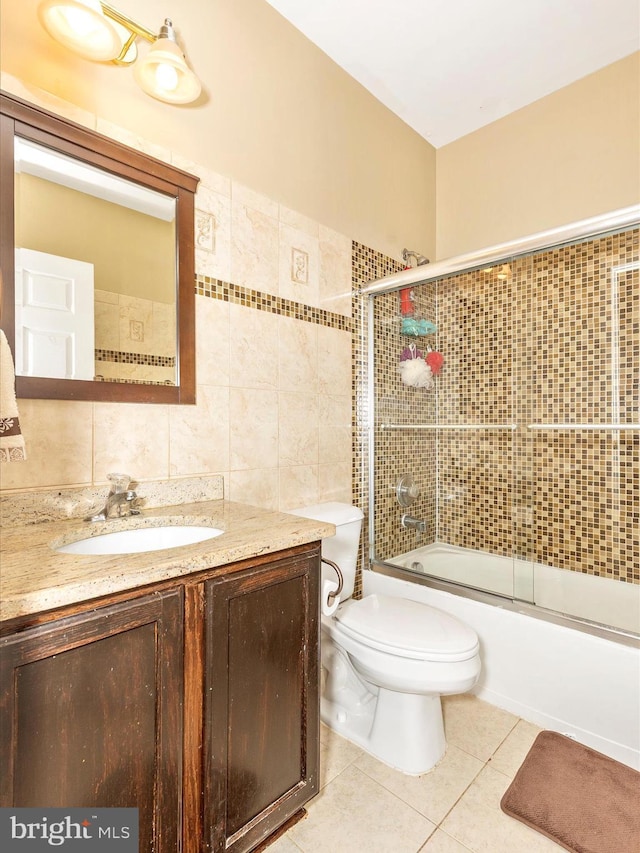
xmin=321 ymin=557 xmax=344 ymax=603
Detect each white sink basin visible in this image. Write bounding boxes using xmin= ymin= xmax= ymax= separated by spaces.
xmin=56 ymin=525 xmax=224 ymax=555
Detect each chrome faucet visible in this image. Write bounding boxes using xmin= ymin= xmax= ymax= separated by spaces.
xmin=86 ymin=473 xmax=140 ymax=522
xmin=401 ymin=514 xmax=426 ymax=533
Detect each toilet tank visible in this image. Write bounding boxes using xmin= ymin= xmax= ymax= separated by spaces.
xmin=289 ymin=502 xmax=364 ymax=599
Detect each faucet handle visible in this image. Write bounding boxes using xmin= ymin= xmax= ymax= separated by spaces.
xmin=107 ymin=472 xmax=132 ymax=493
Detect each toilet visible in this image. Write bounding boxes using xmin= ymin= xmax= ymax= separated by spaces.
xmin=290 ymin=502 xmax=481 ymax=775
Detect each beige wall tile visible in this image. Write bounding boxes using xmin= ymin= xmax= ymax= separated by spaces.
xmin=229 ymin=304 xmax=279 ymax=390
xmin=196 ymin=297 xmax=230 ymax=387
xmin=153 ymin=302 xmax=176 ymax=359
xmin=319 ymin=425 xmax=352 ymax=464
xmin=319 ymin=461 xmax=352 ymax=504
xmin=320 ymin=224 xmax=353 ymax=317
xmin=169 ymin=386 xmax=229 ymax=476
xmin=279 ymin=393 xmax=319 ymax=466
xmin=94 ymin=300 xmax=120 ymax=351
xmin=93 ymin=402 xmax=169 ymax=483
xmin=278 ymin=222 xmax=320 ymax=306
xmin=118 ymin=295 xmax=154 ymax=355
xmin=318 ymin=326 xmax=352 ymax=397
xmin=228 ymin=468 xmax=279 ymax=510
xmin=195 ymin=185 xmax=232 ymax=282
xmin=231 ymin=202 xmax=279 ymax=295
xmin=0 ymin=400 xmax=93 ymax=489
xmin=230 ymin=388 xmax=278 ymax=470
xmin=278 ymin=316 xmax=318 ymax=393
xmin=319 ymin=393 xmax=352 ymax=427
xmin=279 ymin=465 xmax=319 ymax=511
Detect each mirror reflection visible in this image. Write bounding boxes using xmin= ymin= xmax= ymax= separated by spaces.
xmin=14 ymin=138 xmax=178 ymax=386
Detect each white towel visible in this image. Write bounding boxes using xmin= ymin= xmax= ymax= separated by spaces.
xmin=0 ymin=329 xmax=26 ymax=462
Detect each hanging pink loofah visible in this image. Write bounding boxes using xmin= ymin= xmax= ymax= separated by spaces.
xmin=426 ymin=350 xmax=444 ymax=375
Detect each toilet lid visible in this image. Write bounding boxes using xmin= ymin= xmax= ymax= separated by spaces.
xmin=335 ymin=594 xmax=479 ymax=661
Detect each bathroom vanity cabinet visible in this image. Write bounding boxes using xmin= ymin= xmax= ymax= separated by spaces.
xmin=0 ymin=543 xmax=320 ymax=853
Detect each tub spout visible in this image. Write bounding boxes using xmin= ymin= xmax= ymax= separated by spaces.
xmin=401 ymin=514 xmax=426 ymax=533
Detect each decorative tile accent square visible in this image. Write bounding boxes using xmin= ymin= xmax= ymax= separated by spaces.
xmin=129 ymin=319 xmax=144 ymax=342
xmin=291 ymin=247 xmax=309 ymax=283
xmin=196 ymin=210 xmax=216 ymax=253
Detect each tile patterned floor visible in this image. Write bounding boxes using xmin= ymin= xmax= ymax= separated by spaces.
xmin=270 ymin=694 xmax=563 ymax=852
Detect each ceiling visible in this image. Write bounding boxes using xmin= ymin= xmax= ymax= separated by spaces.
xmin=264 ymin=0 xmax=640 ymax=148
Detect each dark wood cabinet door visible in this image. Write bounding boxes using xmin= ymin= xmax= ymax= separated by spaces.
xmin=0 ymin=589 xmax=184 ymax=853
xmin=203 ymin=550 xmax=320 ymax=853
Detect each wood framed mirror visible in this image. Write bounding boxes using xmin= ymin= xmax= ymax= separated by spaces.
xmin=0 ymin=91 xmax=199 ymax=404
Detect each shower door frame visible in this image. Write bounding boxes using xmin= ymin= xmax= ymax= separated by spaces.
xmin=362 ymin=204 xmax=640 ymax=639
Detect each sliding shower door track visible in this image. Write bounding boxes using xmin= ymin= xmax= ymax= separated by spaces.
xmin=370 ymin=559 xmax=640 ymax=649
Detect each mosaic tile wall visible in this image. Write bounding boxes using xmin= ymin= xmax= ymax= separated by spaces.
xmin=351 ymin=243 xmax=405 ymax=597
xmin=370 ymin=286 xmax=438 ymax=563
xmin=360 ymin=229 xmax=639 ymax=589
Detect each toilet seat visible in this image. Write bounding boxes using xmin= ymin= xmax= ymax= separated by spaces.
xmin=335 ymin=594 xmax=479 ymax=662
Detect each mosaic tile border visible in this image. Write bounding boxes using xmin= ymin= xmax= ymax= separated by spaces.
xmin=93 ymin=376 xmax=176 ymax=386
xmin=95 ymin=349 xmax=176 ymax=368
xmin=196 ymin=275 xmax=352 ymax=332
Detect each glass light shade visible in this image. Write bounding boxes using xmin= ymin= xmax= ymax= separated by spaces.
xmin=134 ymin=37 xmax=201 ymax=104
xmin=38 ymin=0 xmax=124 ymax=61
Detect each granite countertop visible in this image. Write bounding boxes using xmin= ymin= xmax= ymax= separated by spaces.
xmin=0 ymin=499 xmax=334 ymax=622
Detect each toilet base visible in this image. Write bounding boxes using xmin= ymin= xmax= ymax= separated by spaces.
xmin=321 ymin=644 xmax=447 ymax=775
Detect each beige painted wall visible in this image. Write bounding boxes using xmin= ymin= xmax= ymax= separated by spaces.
xmin=0 ymin=0 xmax=436 ymax=262
xmin=16 ymin=175 xmax=175 ymax=301
xmin=436 ymin=52 xmax=640 ymax=259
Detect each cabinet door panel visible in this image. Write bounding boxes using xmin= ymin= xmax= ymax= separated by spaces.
xmin=0 ymin=589 xmax=183 ymax=853
xmin=204 ymin=551 xmax=320 ymax=853
xmin=14 ymin=622 xmax=157 ymax=808
xmin=227 ymin=574 xmax=306 ymax=830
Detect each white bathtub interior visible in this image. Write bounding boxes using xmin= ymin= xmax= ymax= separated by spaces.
xmin=388 ymin=542 xmax=640 ymax=636
xmin=365 ymin=568 xmax=640 ymax=770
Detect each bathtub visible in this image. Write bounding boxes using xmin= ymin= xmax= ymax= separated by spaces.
xmin=367 ymin=552 xmax=640 ymax=769
xmin=387 ymin=542 xmax=640 ymax=636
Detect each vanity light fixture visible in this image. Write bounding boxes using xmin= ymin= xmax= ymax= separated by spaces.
xmin=38 ymin=0 xmax=201 ymax=104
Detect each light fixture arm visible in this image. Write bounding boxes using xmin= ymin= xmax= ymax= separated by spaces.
xmin=100 ymin=2 xmax=155 ymax=44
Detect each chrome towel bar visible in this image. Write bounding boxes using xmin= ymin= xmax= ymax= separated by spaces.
xmin=379 ymin=423 xmax=638 ymax=431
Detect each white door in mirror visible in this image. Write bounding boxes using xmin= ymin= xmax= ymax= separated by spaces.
xmin=56 ymin=525 xmax=223 ymax=555
xmin=15 ymin=248 xmax=94 ymax=380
